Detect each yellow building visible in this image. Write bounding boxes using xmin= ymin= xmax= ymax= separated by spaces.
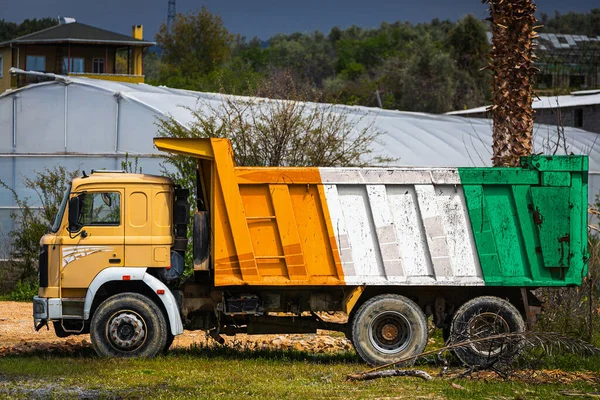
xmin=0 ymin=20 xmax=154 ymax=93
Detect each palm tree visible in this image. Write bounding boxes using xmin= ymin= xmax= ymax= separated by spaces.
xmin=486 ymin=0 xmax=538 ymax=166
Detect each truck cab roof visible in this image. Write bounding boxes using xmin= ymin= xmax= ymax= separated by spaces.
xmin=72 ymin=172 xmax=173 ymax=188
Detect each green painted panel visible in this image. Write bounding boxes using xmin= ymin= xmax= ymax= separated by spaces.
xmin=521 ymin=155 xmax=587 ymax=172
xmin=568 ymin=171 xmax=589 ymax=279
xmin=462 ymin=185 xmax=502 ymax=283
xmin=511 ymin=185 xmax=547 ymax=283
xmin=456 ymin=169 xmax=539 ymax=185
xmin=541 ymin=172 xmax=571 ymax=187
xmin=530 ymin=187 xmax=571 ymax=267
xmin=459 ymin=155 xmax=588 ymax=287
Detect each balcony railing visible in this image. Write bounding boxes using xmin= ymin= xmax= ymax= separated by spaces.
xmin=67 ymin=72 xmax=145 ymax=84
xmin=12 ymin=70 xmax=144 ymax=88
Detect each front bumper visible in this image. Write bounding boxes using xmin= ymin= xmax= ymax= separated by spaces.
xmin=33 ymin=296 xmax=47 ymax=319
xmin=33 ymin=296 xmax=47 ymax=329
xmin=33 ymin=296 xmax=63 ymax=329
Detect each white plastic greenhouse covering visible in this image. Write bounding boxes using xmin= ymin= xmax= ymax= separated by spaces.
xmin=1 ymin=76 xmax=599 ymax=255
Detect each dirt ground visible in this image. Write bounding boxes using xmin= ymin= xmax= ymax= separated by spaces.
xmin=0 ymin=301 xmax=353 ymax=355
xmin=3 ymin=301 xmax=600 ymax=390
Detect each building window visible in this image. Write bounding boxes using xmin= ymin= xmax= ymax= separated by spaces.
xmin=574 ymin=109 xmax=583 ymax=128
xmin=92 ymin=58 xmax=105 ymax=74
xmin=0 ymin=55 xmax=3 ymax=78
xmin=62 ymin=57 xmax=84 ymax=73
xmin=26 ymin=55 xmax=46 ymax=72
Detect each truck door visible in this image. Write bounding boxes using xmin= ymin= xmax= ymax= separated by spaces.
xmin=60 ymin=190 xmax=125 ymax=289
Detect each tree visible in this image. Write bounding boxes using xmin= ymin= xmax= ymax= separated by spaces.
xmin=0 ymin=166 xmax=79 ymax=288
xmin=143 ymin=50 xmax=162 ymax=84
xmin=485 ymin=0 xmax=537 ymax=167
xmin=447 ymin=15 xmax=491 ymax=110
xmin=156 ymin=72 xmax=390 ymax=193
xmin=0 ymin=18 xmax=57 ymax=42
xmin=381 ymin=37 xmax=458 ymax=114
xmin=156 ymin=6 xmax=233 ymax=85
xmin=267 ymin=31 xmax=335 ymax=86
xmin=540 ymin=9 xmax=600 ymax=36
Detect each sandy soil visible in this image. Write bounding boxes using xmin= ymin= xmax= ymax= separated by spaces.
xmin=0 ymin=301 xmax=352 ymax=355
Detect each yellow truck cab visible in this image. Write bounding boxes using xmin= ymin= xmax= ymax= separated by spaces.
xmin=32 ymin=138 xmax=589 ymax=366
xmin=34 ymin=171 xmax=185 ymax=355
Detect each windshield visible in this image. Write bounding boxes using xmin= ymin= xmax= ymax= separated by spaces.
xmin=51 ymin=185 xmax=71 ymax=233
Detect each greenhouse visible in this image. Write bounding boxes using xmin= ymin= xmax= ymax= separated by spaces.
xmin=1 ymin=72 xmax=599 ymax=253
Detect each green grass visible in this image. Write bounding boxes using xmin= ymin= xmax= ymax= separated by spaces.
xmin=1 ymin=345 xmax=599 ymax=399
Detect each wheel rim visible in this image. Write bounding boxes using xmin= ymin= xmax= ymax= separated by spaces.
xmin=106 ymin=310 xmax=147 ymax=352
xmin=368 ymin=311 xmax=412 ymax=354
xmin=467 ymin=312 xmax=509 ymax=356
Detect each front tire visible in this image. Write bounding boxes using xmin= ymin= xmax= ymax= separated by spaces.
xmin=351 ymin=294 xmax=428 ymax=366
xmin=90 ymin=293 xmax=168 ymax=358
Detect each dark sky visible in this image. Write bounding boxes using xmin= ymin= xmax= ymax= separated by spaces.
xmin=1 ymin=0 xmax=598 ymax=42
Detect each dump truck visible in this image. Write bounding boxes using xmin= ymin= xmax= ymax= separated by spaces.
xmin=32 ymin=137 xmax=589 ymax=366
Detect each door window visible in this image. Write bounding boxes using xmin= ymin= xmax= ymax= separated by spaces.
xmin=93 ymin=58 xmax=105 ymax=74
xmin=78 ymin=192 xmax=121 ymax=226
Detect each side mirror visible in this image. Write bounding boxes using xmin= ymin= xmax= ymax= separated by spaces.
xmin=68 ymin=197 xmax=80 ymax=232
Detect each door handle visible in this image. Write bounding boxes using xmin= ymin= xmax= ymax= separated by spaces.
xmin=109 ymin=258 xmax=121 ymax=264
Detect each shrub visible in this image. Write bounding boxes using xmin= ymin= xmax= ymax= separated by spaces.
xmin=0 ymin=166 xmax=79 ymax=294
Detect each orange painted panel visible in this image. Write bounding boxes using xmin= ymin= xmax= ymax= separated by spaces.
xmin=288 ymin=185 xmax=340 ymax=278
xmin=191 ymin=138 xmax=346 ymax=286
xmin=235 ymin=168 xmax=322 ymax=185
xmin=270 ymin=185 xmax=308 ymax=280
xmin=256 ymin=258 xmax=288 ymax=277
xmin=213 ymin=167 xmax=243 ymax=281
xmin=212 ymin=140 xmax=259 ymax=281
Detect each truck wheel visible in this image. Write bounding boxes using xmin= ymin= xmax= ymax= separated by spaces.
xmin=90 ymin=293 xmax=168 ymax=358
xmin=351 ymin=294 xmax=428 ymax=366
xmin=449 ymin=296 xmax=525 ymax=367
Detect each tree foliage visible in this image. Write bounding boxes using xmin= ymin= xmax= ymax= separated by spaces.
xmin=153 ymin=7 xmax=596 ymax=114
xmin=539 ymin=9 xmax=600 ymax=36
xmin=0 ymin=166 xmax=79 ymax=286
xmin=154 ymin=8 xmax=492 ymax=113
xmin=156 ymin=72 xmax=390 ymax=193
xmin=0 ymin=18 xmax=57 ymax=42
xmin=155 ymin=6 xmax=233 ymax=87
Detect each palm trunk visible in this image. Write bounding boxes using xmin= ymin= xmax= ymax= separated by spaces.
xmin=486 ymin=0 xmax=538 ymax=167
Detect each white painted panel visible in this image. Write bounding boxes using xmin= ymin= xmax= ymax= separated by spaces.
xmin=322 ymin=185 xmax=355 ymax=276
xmin=387 ymin=186 xmax=433 ymax=278
xmin=366 ymin=185 xmax=404 ymax=280
xmin=436 ymin=186 xmax=483 ymax=278
xmin=319 ymin=168 xmax=461 ymax=185
xmin=337 ymin=185 xmax=383 ymax=278
xmin=415 ymin=185 xmax=452 ymax=278
xmin=321 ymin=168 xmax=485 ymax=286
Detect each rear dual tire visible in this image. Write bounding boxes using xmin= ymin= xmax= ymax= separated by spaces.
xmin=351 ymin=294 xmax=428 ymax=366
xmin=449 ymin=296 xmax=525 ymax=367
